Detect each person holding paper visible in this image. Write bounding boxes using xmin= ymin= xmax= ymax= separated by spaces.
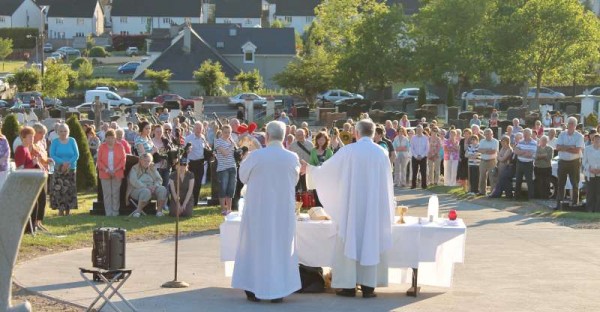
xmin=232 ymin=121 xmax=301 ymax=303
xmin=302 ymin=119 xmax=394 ymax=298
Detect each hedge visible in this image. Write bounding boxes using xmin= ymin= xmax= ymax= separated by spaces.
xmin=74 ymin=78 xmax=139 ymax=91
xmin=65 ymin=115 xmax=97 ymax=191
xmin=0 ymin=28 xmax=39 ymax=49
xmin=71 ymin=57 xmax=91 ymax=70
xmin=111 ymin=35 xmax=147 ymax=51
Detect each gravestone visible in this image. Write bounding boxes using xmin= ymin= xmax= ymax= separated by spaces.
xmin=0 ymin=170 xmax=47 ymax=312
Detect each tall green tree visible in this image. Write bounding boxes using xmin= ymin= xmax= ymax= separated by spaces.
xmin=313 ymin=0 xmax=388 ymax=54
xmin=12 ymin=68 xmax=41 ymax=91
xmin=273 ymin=47 xmax=336 ymax=107
xmin=193 ymin=60 xmax=229 ymax=96
xmin=1 ymin=114 xmax=20 ymax=156
xmin=0 ymin=38 xmax=13 ymax=71
xmin=488 ymin=0 xmax=600 ymax=108
xmin=42 ymin=63 xmax=73 ymax=99
xmin=66 ymin=115 xmax=97 ymax=191
xmin=412 ymin=0 xmax=494 ymax=92
xmin=338 ymin=5 xmax=412 ymax=98
xmin=145 ymin=69 xmax=172 ymax=96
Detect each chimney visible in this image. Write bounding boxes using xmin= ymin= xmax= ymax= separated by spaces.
xmin=183 ymin=26 xmax=191 ymax=54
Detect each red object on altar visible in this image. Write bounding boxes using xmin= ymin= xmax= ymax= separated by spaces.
xmin=296 ymin=191 xmax=315 ymax=208
xmin=448 ymin=209 xmax=457 ymax=221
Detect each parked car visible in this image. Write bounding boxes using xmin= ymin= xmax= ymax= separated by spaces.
xmin=317 ymin=89 xmax=363 ymax=103
xmin=43 ymin=43 xmax=53 ymax=53
xmin=396 ymin=87 xmax=440 ymax=104
xmin=50 ymin=51 xmax=66 ymax=61
xmin=153 ymin=94 xmax=195 ymax=110
xmin=73 ymin=102 xmax=93 ymax=113
xmin=125 ymin=47 xmax=139 ymax=56
xmin=15 ymin=91 xmax=62 ymax=108
xmin=461 ymin=89 xmax=504 ymax=101
xmin=576 ymin=87 xmax=600 ymax=97
xmin=229 ymin=93 xmax=267 ymax=109
xmin=57 ymin=47 xmax=81 ymax=57
xmin=95 ymin=86 xmax=119 ymax=92
xmin=117 ymin=62 xmax=141 ymax=74
xmin=85 ymin=90 xmax=133 ymax=109
xmin=527 ymin=87 xmax=565 ymax=99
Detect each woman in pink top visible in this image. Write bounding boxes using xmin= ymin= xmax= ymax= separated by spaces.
xmin=427 ymin=128 xmax=443 ymax=185
xmin=443 ymin=129 xmax=460 ymax=186
xmin=400 ymin=115 xmax=410 ymax=128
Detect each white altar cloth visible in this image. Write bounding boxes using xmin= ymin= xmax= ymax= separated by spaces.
xmin=220 ymin=215 xmax=466 ymax=287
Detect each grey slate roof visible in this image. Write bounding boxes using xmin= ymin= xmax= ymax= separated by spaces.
xmin=0 ymin=0 xmax=25 ymax=16
xmin=137 ymin=28 xmax=240 ymax=81
xmin=191 ymin=24 xmax=296 ymax=55
xmin=111 ymin=0 xmax=201 ymax=17
xmin=274 ymin=0 xmax=320 ymax=17
xmin=39 ymin=0 xmax=98 ymax=18
xmin=214 ymin=0 xmax=262 ymax=18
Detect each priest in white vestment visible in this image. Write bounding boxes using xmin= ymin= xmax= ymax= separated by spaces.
xmin=232 ymin=121 xmax=301 ymax=303
xmin=303 ymin=119 xmax=395 ymax=298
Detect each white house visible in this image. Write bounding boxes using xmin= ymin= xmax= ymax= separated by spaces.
xmin=111 ymin=0 xmax=202 ymax=35
xmin=270 ymin=0 xmax=319 ymax=34
xmin=0 ymin=0 xmax=43 ymax=29
xmin=44 ymin=0 xmax=104 ymax=39
xmin=215 ymin=0 xmax=262 ymax=28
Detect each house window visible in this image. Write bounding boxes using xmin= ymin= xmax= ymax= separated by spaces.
xmin=77 ymin=18 xmax=84 ymax=25
xmin=120 ymin=17 xmax=127 ymax=23
xmin=245 ymin=18 xmax=252 ymax=25
xmin=284 ymin=16 xmax=292 ymax=23
xmin=56 ymin=18 xmax=63 ymax=24
xmin=141 ymin=17 xmax=146 ymax=23
xmin=120 ymin=31 xmax=129 ymax=35
xmin=244 ymin=51 xmax=254 ymax=63
xmin=185 ymin=17 xmax=191 ymax=23
xmin=0 ymin=17 xmax=5 ymax=23
xmin=223 ymin=18 xmax=231 ymax=24
xmin=306 ymin=16 xmax=313 ymax=23
xmin=163 ymin=17 xmax=172 ymax=24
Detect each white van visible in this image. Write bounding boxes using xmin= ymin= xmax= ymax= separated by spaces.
xmin=85 ymin=90 xmax=133 ymax=109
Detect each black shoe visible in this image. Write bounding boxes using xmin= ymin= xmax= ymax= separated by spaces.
xmin=360 ymin=285 xmax=377 ymax=298
xmin=336 ymin=288 xmax=356 ymax=297
xmin=270 ymin=298 xmax=283 ymax=303
xmin=245 ymin=291 xmax=260 ymax=302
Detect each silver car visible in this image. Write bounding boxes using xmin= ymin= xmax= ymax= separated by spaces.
xmin=317 ymin=89 xmax=363 ymax=103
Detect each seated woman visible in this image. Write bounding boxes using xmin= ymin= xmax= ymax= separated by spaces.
xmin=168 ymin=158 xmax=195 ymax=217
xmin=128 ymin=153 xmax=167 ymax=217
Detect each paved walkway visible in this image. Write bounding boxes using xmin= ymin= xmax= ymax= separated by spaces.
xmin=14 ymin=189 xmax=600 ymax=311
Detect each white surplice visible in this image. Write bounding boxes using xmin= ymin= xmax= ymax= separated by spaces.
xmin=307 ymin=137 xmax=395 ymax=288
xmin=231 ymin=141 xmax=301 ymax=299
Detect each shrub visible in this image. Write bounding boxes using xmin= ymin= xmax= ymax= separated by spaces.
xmin=78 ymin=61 xmax=94 ymax=80
xmin=71 ymin=57 xmax=91 ymax=70
xmin=586 ymin=112 xmax=598 ymax=127
xmin=235 ymin=69 xmax=263 ymax=92
xmin=65 ymin=115 xmax=97 ymax=191
xmin=1 ymin=114 xmax=21 ymax=157
xmin=89 ymin=46 xmax=109 ymax=57
xmin=193 ymin=60 xmax=229 ymax=96
xmin=12 ymin=68 xmax=40 ymax=91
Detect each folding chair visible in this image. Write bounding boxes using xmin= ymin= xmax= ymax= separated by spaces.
xmin=80 ymin=267 xmax=138 ymax=312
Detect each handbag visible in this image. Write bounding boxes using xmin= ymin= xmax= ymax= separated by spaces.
xmin=203 ymin=147 xmax=213 ymax=160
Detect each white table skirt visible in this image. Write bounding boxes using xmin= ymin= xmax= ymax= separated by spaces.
xmin=219 ymin=215 xmax=466 ymax=287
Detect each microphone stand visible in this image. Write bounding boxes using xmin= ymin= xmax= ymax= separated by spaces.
xmin=162 ymin=166 xmax=189 ymax=288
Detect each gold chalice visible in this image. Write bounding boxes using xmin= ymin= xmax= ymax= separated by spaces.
xmin=395 ymin=206 xmax=408 ymax=224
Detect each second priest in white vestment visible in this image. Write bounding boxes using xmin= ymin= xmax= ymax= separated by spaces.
xmin=305 ymin=120 xmax=395 ymax=298
xmin=232 ymin=121 xmax=301 ymax=302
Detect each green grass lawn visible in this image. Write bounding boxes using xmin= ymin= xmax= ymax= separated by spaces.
xmin=0 ymin=61 xmax=26 ymax=73
xmin=92 ymin=65 xmax=128 ymax=79
xmin=19 ymin=187 xmax=222 ymax=261
xmin=532 ymin=210 xmax=600 ymax=222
